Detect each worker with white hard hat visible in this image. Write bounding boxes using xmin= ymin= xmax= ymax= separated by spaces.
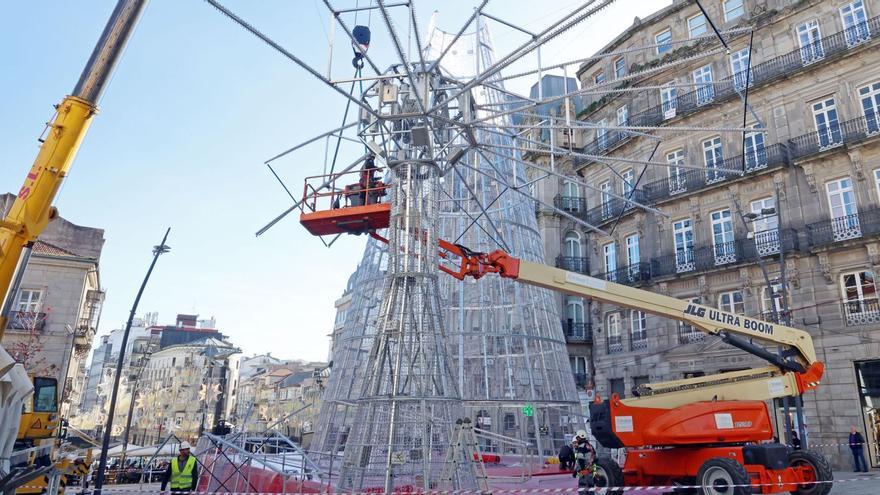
xmin=161 ymin=441 xmax=198 ymax=493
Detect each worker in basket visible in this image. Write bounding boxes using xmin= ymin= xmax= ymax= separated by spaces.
xmin=342 ymin=155 xmax=385 ymax=207
xmin=571 ymin=430 xmax=598 ymax=488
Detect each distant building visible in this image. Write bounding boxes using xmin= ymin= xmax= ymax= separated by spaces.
xmin=135 ymin=336 xmax=241 ymax=445
xmin=1 ymin=193 xmax=104 ymax=417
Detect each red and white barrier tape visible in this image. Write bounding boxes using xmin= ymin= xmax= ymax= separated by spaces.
xmin=28 ymin=474 xmax=880 ymax=495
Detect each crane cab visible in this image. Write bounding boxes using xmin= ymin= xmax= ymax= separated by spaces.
xmin=299 ymin=167 xmax=390 ymax=236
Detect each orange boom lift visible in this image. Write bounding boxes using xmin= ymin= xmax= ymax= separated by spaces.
xmin=300 ymin=169 xmax=831 ymax=495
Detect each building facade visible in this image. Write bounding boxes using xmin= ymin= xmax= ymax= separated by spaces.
xmin=1 ymin=194 xmax=105 ymax=417
xmin=527 ymin=0 xmax=880 ymax=469
xmin=135 ymin=336 xmax=240 ymax=445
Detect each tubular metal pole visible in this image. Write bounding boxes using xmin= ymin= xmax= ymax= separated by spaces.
xmin=93 ymin=228 xmax=170 ymax=495
xmin=73 ymin=0 xmax=151 ymax=103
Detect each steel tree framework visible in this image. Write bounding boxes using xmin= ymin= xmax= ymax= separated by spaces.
xmin=203 ymin=0 xmax=760 ymax=491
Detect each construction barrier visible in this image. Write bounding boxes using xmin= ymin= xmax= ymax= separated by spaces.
xmin=26 ymin=473 xmax=880 ymax=494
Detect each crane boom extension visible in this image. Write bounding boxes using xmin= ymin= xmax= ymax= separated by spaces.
xmin=438 ymin=243 xmax=824 ymax=409
xmin=0 ymin=0 xmax=149 ymax=338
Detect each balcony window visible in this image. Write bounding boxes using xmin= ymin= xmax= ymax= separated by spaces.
xmin=617 ymin=105 xmax=629 ymax=137
xmin=718 ymin=290 xmax=745 ymax=315
xmin=630 ymin=310 xmax=647 ymax=351
xmin=597 ymin=119 xmax=609 ymax=150
xmin=679 ymin=298 xmax=705 ymax=343
xmin=655 ymin=28 xmax=672 ymax=54
xmin=730 ymin=48 xmax=753 ymax=91
xmin=703 ymin=136 xmax=724 ymax=184
xmin=570 ymin=356 xmax=588 ymax=377
xmin=693 ymin=65 xmax=715 ymax=105
xmin=841 ymin=1 xmax=871 ymax=46
xmin=604 ymin=243 xmax=618 ymax=282
xmin=614 ymin=57 xmax=626 ymax=79
xmin=600 ymin=180 xmax=612 ymax=219
xmin=859 ymin=81 xmax=880 ymax=135
xmin=16 ymin=289 xmax=43 ymax=313
xmin=606 ymin=312 xmax=623 ymax=354
xmin=673 ymin=218 xmax=695 ymax=272
xmin=875 ymin=169 xmax=880 ymax=201
xmin=842 ymin=271 xmax=880 ymax=326
xmin=661 ymin=81 xmax=678 ymax=119
xmin=566 ymin=296 xmax=585 ymax=327
xmin=594 ymin=71 xmax=605 ymax=85
xmin=762 ymin=284 xmax=787 ymax=323
xmin=561 ymin=180 xmax=581 ymax=212
xmin=723 ymin=0 xmax=744 ymax=21
xmin=751 ymin=197 xmax=780 ymax=256
xmin=688 ymin=13 xmax=707 ymax=38
xmin=710 ymin=208 xmax=736 ymax=265
xmin=825 ymin=177 xmax=861 ymax=241
xmin=744 ymin=127 xmax=768 ymax=170
xmin=564 ymin=231 xmax=583 ymax=259
xmin=625 ymin=234 xmax=640 ymax=281
xmin=666 ymin=149 xmax=686 ymax=195
xmin=621 ymin=168 xmax=634 ymax=199
xmin=797 ymin=20 xmax=824 ymax=64
xmin=811 ymin=97 xmax=842 ymax=149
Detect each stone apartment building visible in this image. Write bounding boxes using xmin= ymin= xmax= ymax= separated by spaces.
xmin=135 ymin=336 xmax=240 ymax=445
xmin=1 ymin=193 xmax=104 ymax=417
xmin=525 ymin=0 xmax=880 ymax=469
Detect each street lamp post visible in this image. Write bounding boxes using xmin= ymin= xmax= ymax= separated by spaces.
xmin=93 ymin=228 xmax=171 ymax=495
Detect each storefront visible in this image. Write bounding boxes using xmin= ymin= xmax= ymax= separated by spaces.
xmin=855 ymin=359 xmax=880 ymax=468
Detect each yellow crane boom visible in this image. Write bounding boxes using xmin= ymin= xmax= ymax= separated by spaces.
xmin=0 ymin=0 xmax=149 ymax=338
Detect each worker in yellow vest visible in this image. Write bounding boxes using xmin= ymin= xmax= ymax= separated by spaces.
xmin=161 ymin=442 xmax=199 ymax=493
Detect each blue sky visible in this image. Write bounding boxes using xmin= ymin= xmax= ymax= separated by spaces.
xmin=1 ymin=0 xmax=669 ymax=362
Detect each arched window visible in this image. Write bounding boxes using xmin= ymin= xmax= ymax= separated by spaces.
xmin=563 ymin=180 xmax=580 ymax=198
xmin=563 ymin=231 xmax=582 ymax=258
xmin=566 ymin=297 xmax=585 ymax=324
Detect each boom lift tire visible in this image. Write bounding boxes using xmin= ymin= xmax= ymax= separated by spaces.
xmin=592 ymin=457 xmax=623 ymax=494
xmin=695 ymin=457 xmax=750 ymax=495
xmin=787 ymin=450 xmax=832 ymax=495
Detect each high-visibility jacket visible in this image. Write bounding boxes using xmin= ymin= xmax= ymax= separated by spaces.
xmin=170 ymin=455 xmax=196 ymax=490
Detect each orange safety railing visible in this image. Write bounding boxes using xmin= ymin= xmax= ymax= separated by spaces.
xmin=301 ymin=167 xmax=389 ymax=213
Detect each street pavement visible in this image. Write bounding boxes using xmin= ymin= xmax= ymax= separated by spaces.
xmin=829 ymin=471 xmax=880 ymax=494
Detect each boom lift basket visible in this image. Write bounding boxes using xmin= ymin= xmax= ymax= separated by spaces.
xmin=299 ymin=168 xmax=390 ymax=236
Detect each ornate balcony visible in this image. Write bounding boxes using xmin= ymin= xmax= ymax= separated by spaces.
xmin=607 ymin=335 xmax=624 ymax=354
xmin=806 ymin=209 xmax=880 ymax=248
xmin=562 ymin=321 xmax=592 ymax=344
xmin=556 ymin=255 xmax=590 ymax=274
xmin=651 ymin=229 xmax=799 ymax=278
xmin=641 ymin=143 xmax=789 ymax=204
xmin=600 ymin=262 xmax=651 ymax=286
xmin=6 ymin=311 xmax=47 ymax=331
xmin=842 ymin=298 xmax=880 ymax=327
xmin=789 ymin=115 xmax=880 ymax=159
xmin=679 ymin=328 xmax=705 ymax=344
xmin=553 ymin=195 xmax=586 ymax=214
xmin=630 ymin=334 xmax=648 ymax=351
xmin=578 ymin=15 xmax=880 ymax=166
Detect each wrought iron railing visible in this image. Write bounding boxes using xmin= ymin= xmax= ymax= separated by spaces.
xmin=553 ymin=195 xmax=587 ymax=214
xmin=600 ymin=262 xmax=651 ymax=286
xmin=842 ymin=298 xmax=880 ymax=327
xmin=562 ymin=321 xmax=593 ymax=344
xmin=7 ymin=311 xmax=47 ymax=331
xmin=630 ymin=334 xmax=648 ymax=351
xmin=583 ymin=190 xmax=649 ymax=225
xmin=641 ymin=143 xmax=789 ymax=203
xmin=556 ymin=255 xmax=590 ymax=274
xmin=679 ymin=327 xmax=705 ymax=344
xmin=607 ymin=335 xmax=624 ymax=354
xmin=806 ymin=209 xmax=880 ymax=248
xmin=579 ymin=15 xmax=880 ymax=164
xmin=651 ymin=229 xmax=799 ymax=278
xmin=789 ymin=115 xmax=880 ymax=159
